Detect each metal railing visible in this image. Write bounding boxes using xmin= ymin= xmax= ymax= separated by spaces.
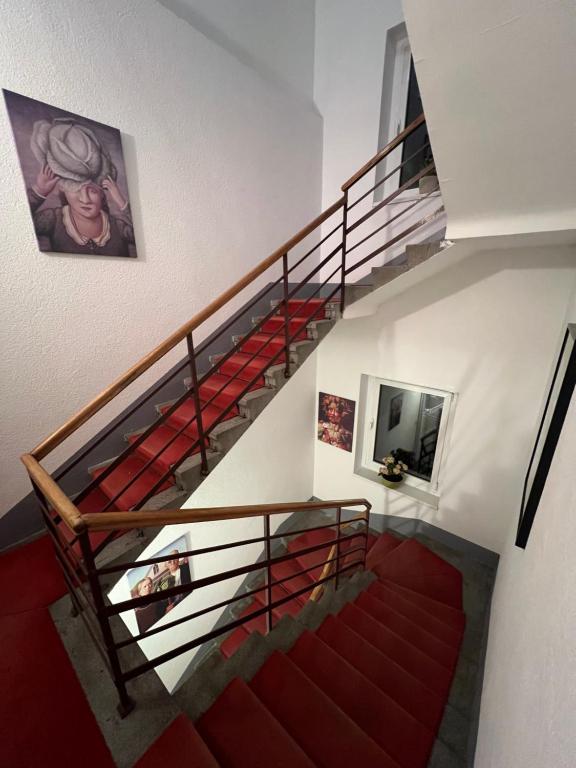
xmin=21 ymin=113 xmax=442 ymax=713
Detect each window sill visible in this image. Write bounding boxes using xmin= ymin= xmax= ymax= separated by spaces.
xmin=354 ymin=466 xmax=440 ymax=510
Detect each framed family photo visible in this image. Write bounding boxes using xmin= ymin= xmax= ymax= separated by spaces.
xmin=3 ymin=89 xmax=137 ymax=258
xmin=126 ymin=534 xmax=192 ymax=635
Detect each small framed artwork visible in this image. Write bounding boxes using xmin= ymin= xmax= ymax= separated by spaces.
xmin=388 ymin=393 xmax=403 ymax=430
xmin=3 ymin=89 xmax=137 ymax=258
xmin=318 ymin=392 xmax=356 ymax=452
xmin=126 ymin=534 xmax=192 ymax=635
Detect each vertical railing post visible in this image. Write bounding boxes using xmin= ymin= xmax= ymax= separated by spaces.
xmin=186 ymin=331 xmax=209 ymax=476
xmin=340 ymin=192 xmax=349 ymax=314
xmin=282 ymin=253 xmax=292 ymax=378
xmin=363 ymin=503 xmax=371 ymax=570
xmin=334 ymin=505 xmax=342 ymax=591
xmin=264 ymin=513 xmax=273 ymax=633
xmin=79 ymin=531 xmax=134 ymax=718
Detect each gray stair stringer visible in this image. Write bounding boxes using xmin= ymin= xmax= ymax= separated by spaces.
xmin=344 ymin=236 xmax=447 ymax=310
xmin=173 ymin=568 xmax=375 ymax=724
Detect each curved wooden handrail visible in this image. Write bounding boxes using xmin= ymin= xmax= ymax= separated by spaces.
xmin=21 ymin=454 xmax=85 ymax=533
xmin=30 ymin=196 xmax=345 ymax=461
xmin=80 ymin=498 xmax=371 ymax=532
xmin=341 ymin=112 xmax=425 ymax=191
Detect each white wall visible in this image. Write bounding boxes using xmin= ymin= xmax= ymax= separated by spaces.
xmin=314 ymin=0 xmax=404 ymax=208
xmin=109 ymin=350 xmax=318 ymax=692
xmin=158 ymin=0 xmax=316 ymax=102
xmin=0 ymin=0 xmax=322 ymax=517
xmin=475 ymin=323 xmax=576 ymax=766
xmin=314 ymin=240 xmax=576 ymax=553
xmin=403 ymin=0 xmax=576 ymax=239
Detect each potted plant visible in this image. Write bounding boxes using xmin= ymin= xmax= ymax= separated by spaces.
xmin=377 ymin=452 xmax=408 ymax=489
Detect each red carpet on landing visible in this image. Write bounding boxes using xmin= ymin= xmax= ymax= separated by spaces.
xmin=0 ymin=536 xmax=115 ymax=768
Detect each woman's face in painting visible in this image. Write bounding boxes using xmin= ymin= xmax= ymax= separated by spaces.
xmin=326 ymin=401 xmax=342 ymax=425
xmin=137 ymin=578 xmax=153 ymax=597
xmin=62 ymin=181 xmax=103 ymax=219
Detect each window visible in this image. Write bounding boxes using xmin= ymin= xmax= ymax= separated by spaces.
xmin=356 ymin=376 xmax=454 ymax=501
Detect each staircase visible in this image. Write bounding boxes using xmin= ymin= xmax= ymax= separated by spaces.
xmin=134 ymin=530 xmax=465 ymax=768
xmin=19 ymin=113 xmax=458 ymax=738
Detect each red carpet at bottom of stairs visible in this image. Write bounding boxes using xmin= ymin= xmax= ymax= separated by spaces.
xmin=0 ymin=536 xmax=116 ymax=768
xmin=137 ymin=531 xmax=465 ymax=768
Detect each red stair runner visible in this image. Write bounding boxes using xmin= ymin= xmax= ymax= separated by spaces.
xmin=134 ymin=714 xmax=218 ymax=768
xmin=238 ymin=332 xmax=287 ymax=359
xmin=367 ymin=580 xmax=463 ymax=648
xmin=356 ymin=591 xmax=459 ymax=671
xmin=92 ymin=455 xmax=173 ymax=511
xmin=197 ymin=678 xmax=315 ymax=768
xmin=316 ymin=613 xmax=445 ymax=731
xmin=373 ymin=538 xmax=463 ymax=609
xmin=381 ymin=579 xmax=466 ymax=632
xmin=250 ymin=650 xmax=400 ymax=768
xmin=288 ymin=630 xmax=436 ymax=768
xmin=338 ymin=601 xmax=454 ymax=697
xmin=366 ymin=530 xmax=402 ymax=569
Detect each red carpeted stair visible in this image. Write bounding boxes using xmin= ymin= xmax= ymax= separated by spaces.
xmin=161 ymin=529 xmax=466 ymax=768
xmin=135 ymin=714 xmax=218 ymax=768
xmin=77 ymin=298 xmax=330 ymax=522
xmin=220 ymin=524 xmax=369 ymax=659
xmin=7 ymin=525 xmax=465 ymax=768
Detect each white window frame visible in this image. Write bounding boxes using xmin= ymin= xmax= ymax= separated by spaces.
xmin=355 ymin=375 xmax=455 ymax=501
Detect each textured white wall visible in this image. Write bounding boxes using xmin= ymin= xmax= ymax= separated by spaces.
xmin=159 ymin=0 xmax=316 ymax=101
xmin=475 ymin=327 xmax=576 ymax=766
xmin=0 ymin=0 xmax=321 ymax=517
xmin=403 ymin=0 xmax=576 ymax=239
xmin=109 ymin=350 xmax=318 ymax=692
xmin=313 ymin=241 xmax=576 ymax=553
xmin=314 ymin=0 xmax=404 ymax=208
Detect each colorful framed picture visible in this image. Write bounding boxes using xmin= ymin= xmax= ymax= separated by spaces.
xmin=126 ymin=534 xmax=192 ymax=635
xmin=3 ymin=89 xmax=137 ymax=258
xmin=318 ymin=392 xmax=355 ymax=452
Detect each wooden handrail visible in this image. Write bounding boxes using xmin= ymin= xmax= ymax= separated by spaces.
xmin=30 ymin=196 xmax=345 ymax=461
xmin=309 ymin=543 xmax=337 ymax=602
xmin=341 ymin=113 xmax=425 ymax=191
xmin=80 ymin=498 xmax=371 ymax=532
xmin=21 ymin=454 xmax=85 ymax=533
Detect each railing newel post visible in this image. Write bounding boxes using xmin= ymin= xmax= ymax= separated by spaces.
xmin=282 ymin=253 xmax=291 ymax=378
xmin=78 ymin=530 xmax=134 ymax=718
xmin=364 ymin=503 xmax=371 ymax=570
xmin=186 ymin=331 xmax=209 ymax=476
xmin=264 ymin=513 xmax=273 ymax=633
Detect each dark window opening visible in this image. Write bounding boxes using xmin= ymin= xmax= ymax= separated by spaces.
xmin=399 ymin=59 xmax=435 ymax=189
xmin=373 ymin=384 xmax=444 ymax=481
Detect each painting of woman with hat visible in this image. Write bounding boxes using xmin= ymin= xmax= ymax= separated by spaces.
xmin=3 ymin=89 xmax=137 ymax=258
